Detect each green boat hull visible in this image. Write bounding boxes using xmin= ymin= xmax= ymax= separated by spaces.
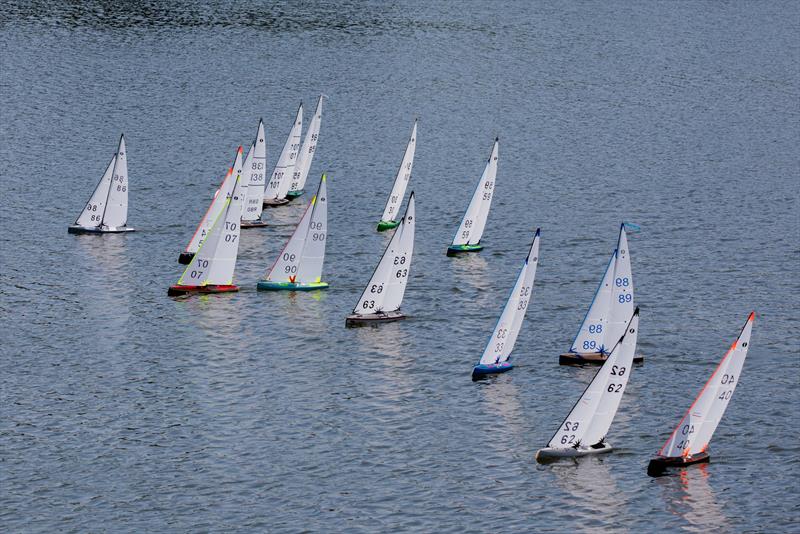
xmin=446 ymin=243 xmax=483 ymax=256
xmin=286 ymin=190 xmax=304 ymax=199
xmin=257 ymin=280 xmax=329 ymax=291
xmin=377 ymin=219 xmax=401 ymax=232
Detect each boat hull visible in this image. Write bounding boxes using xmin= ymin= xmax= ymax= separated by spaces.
xmin=647 ymin=452 xmax=710 ymax=477
xmin=377 ymin=219 xmax=400 ymax=232
xmin=263 ymin=198 xmax=289 ymax=207
xmin=240 ymin=219 xmax=268 ymax=228
xmin=68 ymin=225 xmax=135 ymax=234
xmin=446 ymin=243 xmax=483 ymax=256
xmin=167 ymin=284 xmax=239 ymax=297
xmin=472 ymin=361 xmax=513 ymax=379
xmin=285 ymin=190 xmax=304 ymax=199
xmin=257 ymin=280 xmax=329 ymax=291
xmin=559 ymin=351 xmax=644 ymax=365
xmin=178 ymin=252 xmax=195 ymax=265
xmin=535 ymin=442 xmax=614 ymax=462
xmin=345 ymin=310 xmax=405 ymax=327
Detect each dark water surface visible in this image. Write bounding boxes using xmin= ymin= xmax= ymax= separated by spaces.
xmin=1 ymin=2 xmax=799 ymax=532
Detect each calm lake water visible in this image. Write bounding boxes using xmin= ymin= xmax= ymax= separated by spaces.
xmin=1 ymin=2 xmax=799 ymax=532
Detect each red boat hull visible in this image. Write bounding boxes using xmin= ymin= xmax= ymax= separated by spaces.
xmin=647 ymin=452 xmax=710 ymax=477
xmin=167 ymin=284 xmax=239 ymax=297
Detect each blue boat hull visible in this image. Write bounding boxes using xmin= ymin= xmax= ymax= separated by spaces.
xmin=472 ymin=361 xmax=513 ymax=378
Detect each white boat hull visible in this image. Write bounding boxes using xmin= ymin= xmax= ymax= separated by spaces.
xmin=535 ymin=442 xmax=613 ymax=462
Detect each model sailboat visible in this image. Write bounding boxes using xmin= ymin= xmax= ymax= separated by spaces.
xmin=536 ymin=308 xmax=640 ymax=461
xmin=168 ymin=148 xmax=244 ymax=296
xmin=287 ymin=95 xmax=323 ymax=200
xmin=69 ymin=135 xmax=134 ymax=234
xmin=472 ymin=229 xmax=541 ymax=379
xmin=240 ymin=120 xmax=268 ymax=228
xmin=447 ymin=138 xmax=498 ymax=255
xmin=263 ymin=104 xmax=303 ymax=207
xmin=377 ymin=120 xmax=417 ymax=232
xmin=178 ymin=148 xmax=243 ymax=264
xmin=348 ymin=193 xmax=416 ymax=326
xmin=560 ymin=223 xmax=640 ymax=365
xmin=257 ymin=174 xmax=329 ymax=291
xmin=647 ymin=312 xmax=755 ymax=477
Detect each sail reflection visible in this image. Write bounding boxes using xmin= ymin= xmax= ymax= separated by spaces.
xmin=656 ymin=463 xmax=730 ymax=533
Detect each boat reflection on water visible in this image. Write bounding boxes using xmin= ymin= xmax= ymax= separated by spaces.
xmin=478 ymin=377 xmax=526 ymax=454
xmin=450 ymin=252 xmax=490 ymax=293
xmin=543 ymin=456 xmax=635 ymax=530
xmin=354 ymin=320 xmax=415 ymax=401
xmin=656 ymin=462 xmax=730 ymax=533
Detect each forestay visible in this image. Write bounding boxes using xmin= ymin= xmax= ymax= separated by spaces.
xmin=478 ymin=230 xmax=541 ymax=365
xmin=451 ymin=138 xmax=498 ymax=246
xmin=264 ymin=104 xmax=303 ymax=201
xmin=380 ymin=120 xmax=417 ymax=222
xmin=177 ymin=153 xmax=244 ymax=287
xmin=355 ymin=193 xmax=416 ymax=314
xmin=570 ymin=224 xmax=634 ymax=354
xmin=265 ymin=175 xmax=329 ymax=284
xmin=290 ymin=96 xmax=323 ymax=193
xmin=101 ymin=135 xmax=129 ymax=227
xmin=75 ymin=154 xmax=116 ymax=227
xmin=658 ymin=313 xmax=755 ymax=458
xmin=548 ymin=309 xmax=639 ymax=449
xmin=185 ymin=148 xmax=243 ymax=254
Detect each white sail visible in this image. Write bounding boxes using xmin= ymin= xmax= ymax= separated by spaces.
xmin=380 ymin=120 xmax=417 ymax=222
xmin=242 ymin=120 xmax=268 ymax=220
xmin=451 ymin=138 xmax=498 ymax=246
xmin=264 ymin=104 xmax=303 ymax=201
xmin=177 ymin=153 xmax=244 ymax=287
xmin=75 ymin=154 xmax=115 ymax=227
xmin=354 ymin=193 xmax=416 ymax=314
xmin=185 ymin=148 xmax=242 ymax=254
xmin=548 ymin=309 xmax=640 ymax=449
xmin=581 ymin=312 xmax=639 ymax=445
xmin=102 ymin=134 xmax=129 ymax=227
xmin=605 ymin=225 xmax=634 ymax=347
xmin=239 ymin=143 xmax=254 ymax=218
xmin=571 ymin=252 xmax=616 ymax=353
xmin=658 ymin=313 xmax=755 ymax=458
xmin=290 ymin=96 xmax=323 ymax=193
xmin=478 ymin=230 xmax=541 ymax=365
xmin=570 ymin=224 xmax=634 ymax=354
xmin=297 ymin=175 xmax=328 ymax=284
xmin=266 ymin=174 xmax=328 ymax=284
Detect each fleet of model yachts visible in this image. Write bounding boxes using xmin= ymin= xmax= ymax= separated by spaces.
xmin=67 ymin=96 xmax=755 ymax=477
